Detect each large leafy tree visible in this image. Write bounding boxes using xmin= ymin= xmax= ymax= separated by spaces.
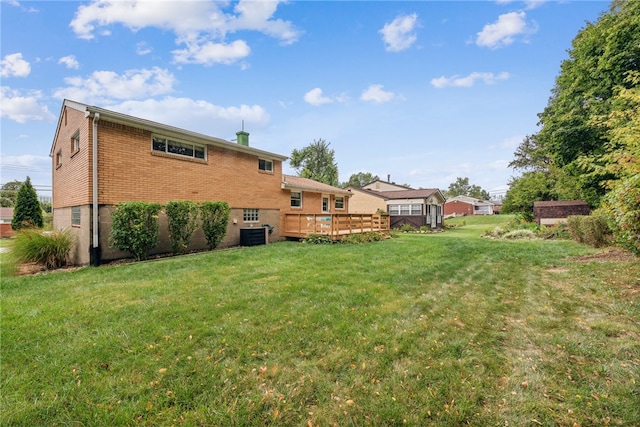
xmin=290 ymin=138 xmax=339 ymax=186
xmin=12 ymin=177 xmax=43 ymax=230
xmin=1 ymin=180 xmax=22 ymax=207
xmin=509 ymin=0 xmax=640 ymax=208
xmin=445 ymin=177 xmax=490 ymax=200
xmin=342 ymin=172 xmax=379 ymax=188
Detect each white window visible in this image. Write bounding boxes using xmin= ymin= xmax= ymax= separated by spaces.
xmin=400 ymin=205 xmax=411 ymax=215
xmin=71 ymin=131 xmax=80 ymax=153
xmin=411 ymin=204 xmax=422 ymax=215
xmin=258 ymin=158 xmax=273 ymax=172
xmin=388 ymin=205 xmax=399 ymax=215
xmin=152 ymin=135 xmax=206 ymax=160
xmin=322 ymin=196 xmax=330 ymax=213
xmin=243 ymin=208 xmax=259 ymax=222
xmin=71 ymin=206 xmax=81 ymax=226
xmin=291 ymin=191 xmax=302 ymax=208
xmin=335 ymin=196 xmax=345 ymax=210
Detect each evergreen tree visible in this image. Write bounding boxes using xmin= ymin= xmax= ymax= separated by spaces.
xmin=12 ymin=177 xmax=43 ymax=230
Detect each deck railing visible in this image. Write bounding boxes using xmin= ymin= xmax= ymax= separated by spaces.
xmin=283 ymin=213 xmax=390 ymax=240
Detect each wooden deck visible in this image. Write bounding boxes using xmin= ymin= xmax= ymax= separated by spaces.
xmin=283 ymin=213 xmax=390 ymax=240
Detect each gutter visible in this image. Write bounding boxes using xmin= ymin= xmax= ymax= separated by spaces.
xmin=91 ymin=112 xmax=101 ymax=266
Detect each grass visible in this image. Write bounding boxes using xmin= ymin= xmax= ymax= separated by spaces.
xmin=1 ymin=216 xmax=639 ymax=426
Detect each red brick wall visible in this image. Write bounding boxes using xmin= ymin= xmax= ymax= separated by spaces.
xmin=444 ymin=200 xmax=474 ymax=216
xmin=52 ymin=107 xmax=92 ymax=209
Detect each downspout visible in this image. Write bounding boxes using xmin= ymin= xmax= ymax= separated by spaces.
xmin=91 ymin=112 xmax=101 ymax=266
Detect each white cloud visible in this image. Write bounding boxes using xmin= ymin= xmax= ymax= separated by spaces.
xmin=70 ymin=0 xmax=300 ymax=65
xmin=1 ymin=53 xmax=31 ymax=78
xmin=476 ymin=12 xmax=533 ymax=49
xmin=106 ymin=97 xmax=270 ymax=137
xmin=304 ymin=88 xmax=333 ymax=106
xmin=172 ymin=39 xmax=251 ymax=65
xmin=431 ymin=71 xmax=510 ymax=88
xmin=379 ymin=13 xmax=418 ymax=52
xmin=58 ymin=55 xmax=80 ymax=69
xmin=136 ymin=41 xmax=152 ymax=56
xmin=0 ymin=87 xmax=55 ymax=123
xmin=53 ymin=67 xmax=177 ymax=104
xmin=360 ymin=84 xmax=397 ymax=103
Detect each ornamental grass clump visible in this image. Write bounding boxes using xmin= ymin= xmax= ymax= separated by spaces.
xmin=11 ymin=228 xmax=74 ymax=269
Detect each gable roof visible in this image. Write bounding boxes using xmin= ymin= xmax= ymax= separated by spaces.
xmin=282 ymin=175 xmax=351 ymax=195
xmin=378 ymin=188 xmax=443 ymax=200
xmin=51 ymin=99 xmax=288 ymax=161
xmin=362 ymin=179 xmax=412 ymax=191
xmin=345 ymin=187 xmax=389 ymax=200
xmin=445 ymin=195 xmax=494 ymax=206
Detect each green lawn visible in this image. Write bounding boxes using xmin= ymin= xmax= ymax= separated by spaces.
xmin=2 ymin=216 xmax=639 ymax=426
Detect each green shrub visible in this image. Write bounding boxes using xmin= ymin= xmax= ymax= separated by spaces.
xmin=398 ymin=223 xmax=416 ymax=233
xmin=200 ymin=201 xmax=231 ymax=250
xmin=302 ymin=234 xmax=333 ymax=244
xmin=566 ymin=213 xmax=612 ymax=248
xmin=603 ymin=175 xmax=640 ymax=255
xmin=12 ymin=228 xmax=74 ymax=269
xmin=503 ymin=229 xmax=536 ymax=240
xmin=166 ymin=201 xmax=200 ymax=254
xmin=109 ymin=202 xmax=162 ymax=261
xmin=340 ymin=231 xmax=385 ymax=244
xmin=566 ymin=215 xmax=585 ymax=244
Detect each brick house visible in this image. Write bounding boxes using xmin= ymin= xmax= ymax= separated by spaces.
xmin=50 ymin=100 xmax=350 ymax=265
xmin=533 ymin=200 xmax=591 ymax=225
xmin=443 ymin=195 xmax=495 ymax=217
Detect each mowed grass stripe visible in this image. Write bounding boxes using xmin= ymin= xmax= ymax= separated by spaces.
xmin=2 ymin=216 xmax=638 ymax=426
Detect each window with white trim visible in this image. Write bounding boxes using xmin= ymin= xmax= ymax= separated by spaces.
xmin=322 ymin=196 xmax=330 ymax=213
xmin=291 ymin=191 xmax=302 ymax=208
xmin=152 ymin=135 xmax=206 ymax=160
xmin=71 ymin=131 xmax=80 ymax=153
xmin=71 ymin=206 xmax=81 ymax=226
xmin=335 ymin=196 xmax=345 ymax=210
xmin=388 ymin=204 xmax=422 ymax=215
xmin=258 ymin=158 xmax=273 ymax=172
xmin=243 ymin=208 xmax=259 ymax=222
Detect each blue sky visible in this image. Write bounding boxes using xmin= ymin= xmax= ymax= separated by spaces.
xmin=1 ymin=0 xmax=609 ymax=198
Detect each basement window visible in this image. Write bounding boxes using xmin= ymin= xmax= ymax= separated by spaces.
xmin=152 ymin=135 xmax=206 ymax=160
xmin=243 ymin=208 xmax=259 ymax=222
xmin=71 ymin=206 xmax=81 ymax=227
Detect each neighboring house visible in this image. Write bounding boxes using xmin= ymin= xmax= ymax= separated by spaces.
xmin=381 ymin=189 xmax=446 ymax=229
xmin=533 ymin=200 xmax=590 ymax=225
xmin=349 ymin=185 xmax=445 ymax=229
xmin=444 ymin=195 xmax=495 ymax=217
xmin=361 ymin=178 xmax=410 ymax=192
xmin=0 ymin=207 xmax=14 ymax=238
xmin=50 ymin=100 xmax=351 ymax=266
xmin=345 ymin=186 xmax=388 ymax=214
